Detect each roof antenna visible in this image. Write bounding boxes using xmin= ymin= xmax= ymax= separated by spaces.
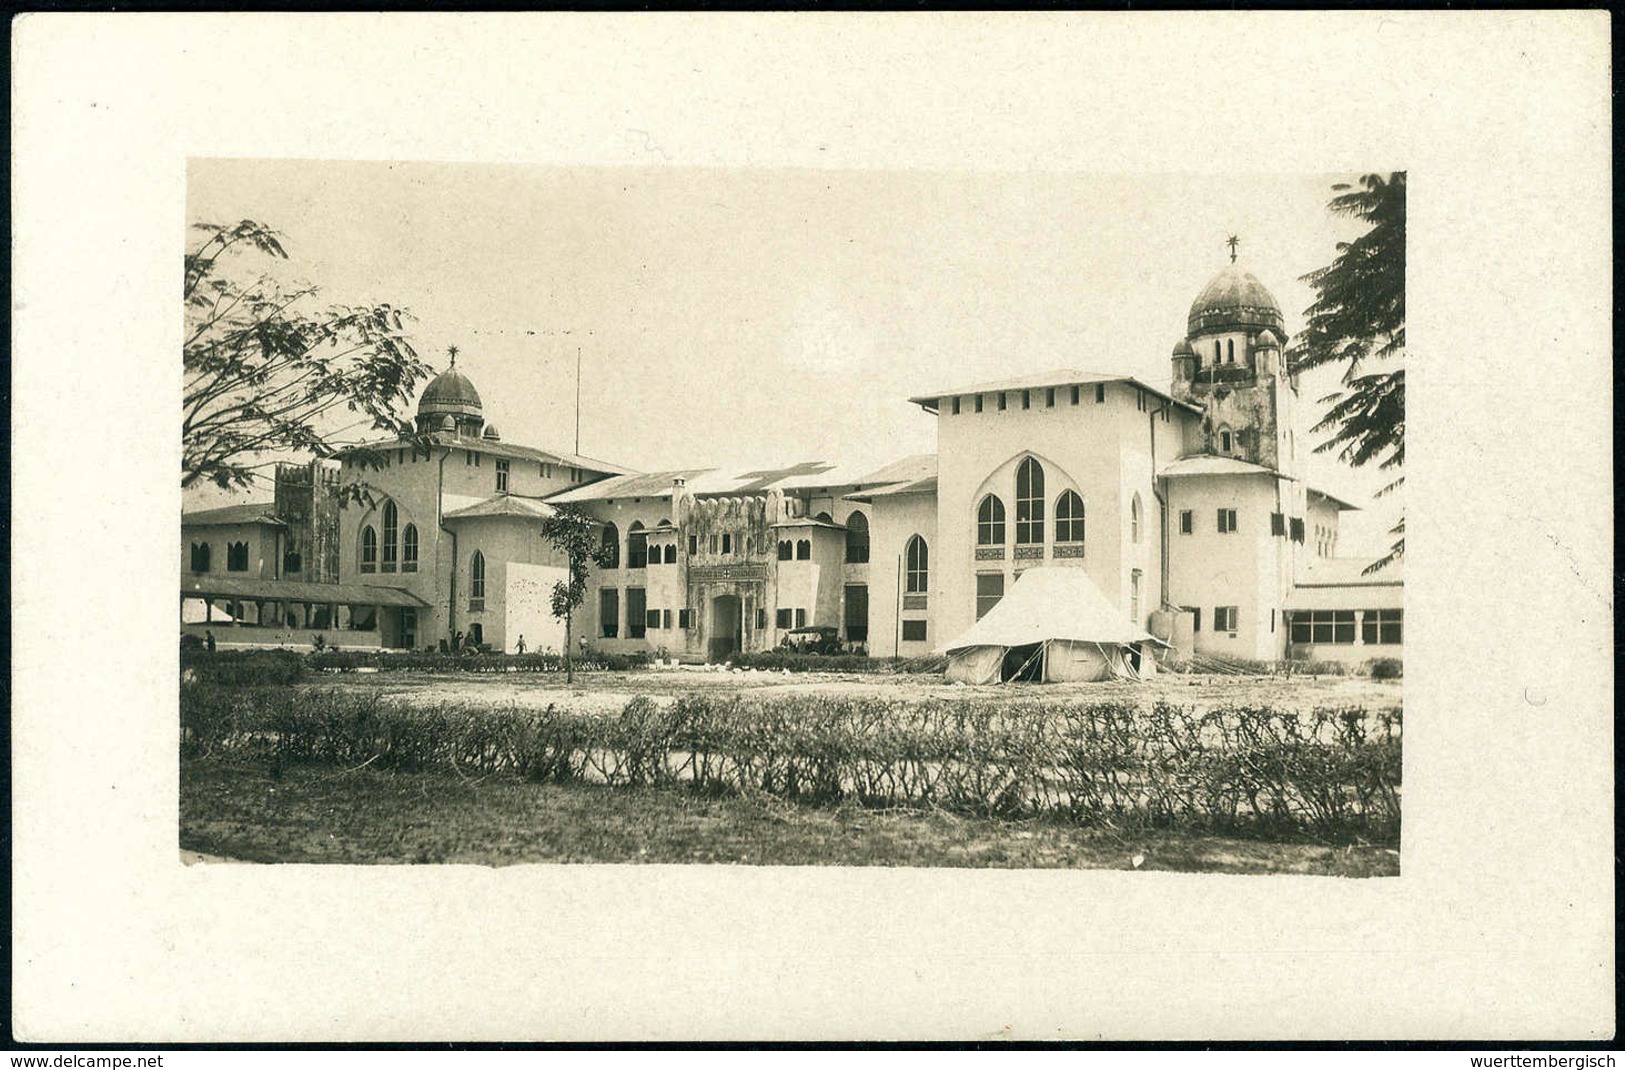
xmin=1226 ymin=234 xmax=1240 ymax=263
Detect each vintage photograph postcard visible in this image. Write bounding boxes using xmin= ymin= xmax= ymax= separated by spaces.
xmin=10 ymin=11 xmax=1612 ymax=1044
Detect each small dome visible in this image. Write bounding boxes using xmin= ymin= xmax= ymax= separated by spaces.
xmin=417 ymin=367 xmax=483 ymax=420
xmin=1188 ymin=264 xmax=1284 ymax=337
xmin=1173 ymin=337 xmax=1195 ymax=357
xmin=1254 ymin=326 xmax=1283 ymax=348
xmin=439 ymin=414 xmax=457 ymax=431
xmin=481 ymin=425 xmax=501 ymax=441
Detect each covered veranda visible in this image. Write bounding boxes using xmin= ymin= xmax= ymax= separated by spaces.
xmin=180 ymin=576 xmax=429 ymax=650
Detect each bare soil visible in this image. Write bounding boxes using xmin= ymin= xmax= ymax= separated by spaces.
xmin=299 ymin=666 xmax=1402 ymax=716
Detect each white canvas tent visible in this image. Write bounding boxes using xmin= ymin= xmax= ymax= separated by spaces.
xmin=940 ymin=567 xmax=1161 ymax=683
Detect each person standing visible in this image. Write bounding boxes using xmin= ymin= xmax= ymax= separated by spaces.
xmin=205 ymin=630 xmax=216 ymax=653
xmin=514 ymin=634 xmax=527 ymax=655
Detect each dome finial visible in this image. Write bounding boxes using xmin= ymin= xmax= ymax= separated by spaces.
xmin=1226 ymin=234 xmax=1240 ymax=264
xmin=446 ymin=344 xmax=459 ymax=368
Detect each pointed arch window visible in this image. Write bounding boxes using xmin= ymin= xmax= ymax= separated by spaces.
xmin=977 ymin=494 xmax=1006 ymax=546
xmin=360 ymin=526 xmax=377 ymax=573
xmin=777 ymin=539 xmax=793 ymax=561
xmin=1015 ymin=457 xmax=1045 ymax=544
xmin=795 ymin=539 xmax=811 ymax=560
xmin=905 ymin=535 xmax=929 ymax=593
xmin=1054 ymin=490 xmax=1085 ymax=543
xmin=402 ymin=524 xmax=419 ymax=572
xmin=189 ymin=542 xmax=211 ymax=573
xmin=663 ymin=543 xmax=677 ymax=564
xmin=1131 ymin=493 xmax=1143 ymax=543
xmin=844 ymin=511 xmax=870 ymax=564
xmin=381 ymin=501 xmax=398 ymax=572
xmin=600 ymin=522 xmax=620 ymax=569
xmin=627 ymin=521 xmax=648 ymax=569
xmin=469 ymin=550 xmax=486 ymax=610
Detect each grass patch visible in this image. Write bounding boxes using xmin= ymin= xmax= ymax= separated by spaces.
xmin=180 ymin=757 xmax=1398 ymax=875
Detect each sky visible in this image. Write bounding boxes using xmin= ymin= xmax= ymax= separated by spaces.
xmin=185 ymin=161 xmax=1401 ymax=554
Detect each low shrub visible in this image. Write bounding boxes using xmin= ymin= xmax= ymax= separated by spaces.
xmin=1367 ymin=657 xmax=1402 ymax=680
xmin=723 ymin=651 xmax=949 ymax=675
xmin=182 ymin=688 xmax=1402 ymax=842
xmin=180 ymin=649 xmax=306 ymax=687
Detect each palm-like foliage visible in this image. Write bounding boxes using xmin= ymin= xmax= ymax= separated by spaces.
xmin=1288 ymin=174 xmax=1406 ymax=571
xmin=182 ymin=220 xmax=432 ymax=490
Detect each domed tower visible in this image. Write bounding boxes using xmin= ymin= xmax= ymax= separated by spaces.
xmin=414 ymin=349 xmax=485 ymax=437
xmin=1169 ymin=243 xmax=1299 ymax=474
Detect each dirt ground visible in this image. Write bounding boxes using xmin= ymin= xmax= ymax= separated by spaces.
xmin=301 ymin=665 xmax=1402 ymax=716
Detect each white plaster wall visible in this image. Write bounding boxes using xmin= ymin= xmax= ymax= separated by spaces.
xmin=504 ymin=562 xmax=570 ymax=655
xmin=866 ymin=491 xmax=937 ymax=657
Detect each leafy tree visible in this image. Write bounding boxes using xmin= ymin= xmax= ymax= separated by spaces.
xmin=538 ymin=504 xmax=616 ymax=683
xmin=183 ymin=220 xmax=432 ymax=490
xmin=1289 ymin=173 xmax=1406 ymax=571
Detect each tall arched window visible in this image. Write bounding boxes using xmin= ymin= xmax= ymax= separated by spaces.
xmin=381 ymin=501 xmax=398 ymax=572
xmin=600 ymin=522 xmax=620 ymax=569
xmin=1131 ymin=493 xmax=1143 ymax=543
xmin=664 ymin=543 xmax=677 ymax=564
xmin=469 ymin=551 xmax=486 ymax=609
xmin=1015 ymin=457 xmax=1045 ymax=544
xmin=777 ymin=539 xmax=793 ymax=561
xmin=977 ymin=494 xmax=1006 ymax=546
xmin=402 ymin=524 xmax=419 ymax=572
xmin=189 ymin=542 xmax=211 ymax=573
xmin=1214 ymin=340 xmax=1222 ymax=364
xmin=1055 ymin=490 xmax=1085 ymax=543
xmin=360 ymin=526 xmax=377 ymax=573
xmin=226 ymin=541 xmax=249 ymax=572
xmin=627 ymin=521 xmax=648 ymax=569
xmin=844 ymin=512 xmax=870 ymax=564
xmin=1226 ymin=338 xmax=1235 ymax=363
xmin=905 ymin=535 xmax=929 ymax=593
xmin=795 ymin=539 xmax=811 ymax=560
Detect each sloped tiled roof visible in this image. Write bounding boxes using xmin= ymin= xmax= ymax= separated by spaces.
xmin=1158 ymin=455 xmax=1293 ymax=480
xmin=180 ymin=575 xmax=428 ymax=607
xmin=909 ymin=370 xmax=1201 ymax=414
xmin=442 ymin=495 xmax=557 ymax=522
xmin=336 ymin=432 xmax=634 ymax=477
xmin=181 ymin=503 xmax=284 ymax=527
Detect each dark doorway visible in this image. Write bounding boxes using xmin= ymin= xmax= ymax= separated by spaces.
xmin=708 ymin=594 xmax=742 ymax=661
xmin=1001 ymin=643 xmax=1044 ymax=682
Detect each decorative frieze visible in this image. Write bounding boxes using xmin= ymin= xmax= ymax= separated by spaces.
xmin=688 ymin=563 xmax=768 ymax=584
xmin=1053 ymin=543 xmax=1086 ymax=559
xmin=974 ymin=546 xmax=1005 ymax=561
xmin=1013 ymin=545 xmax=1044 ymax=560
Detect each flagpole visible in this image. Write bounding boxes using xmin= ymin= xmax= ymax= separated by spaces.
xmin=575 ymin=344 xmax=581 ymax=456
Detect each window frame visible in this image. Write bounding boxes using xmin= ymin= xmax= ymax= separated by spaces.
xmin=402 ymin=523 xmax=419 ymax=572
xmin=381 ymin=501 xmax=398 ymax=573
xmin=905 ymin=534 xmax=929 ymax=593
xmin=360 ymin=526 xmax=377 ymax=573
xmin=495 ymin=459 xmax=510 ymax=493
xmin=1054 ymin=490 xmax=1085 ymax=544
xmin=976 ymin=494 xmax=1007 ymax=546
xmin=1014 ymin=457 xmax=1045 ymax=545
xmin=975 ymin=572 xmax=1005 ymax=620
xmin=1217 ymin=508 xmax=1238 ymax=534
xmin=844 ymin=511 xmax=871 ymax=563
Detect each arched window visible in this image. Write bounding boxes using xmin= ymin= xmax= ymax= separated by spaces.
xmin=381 ymin=501 xmax=398 ymax=572
xmin=977 ymin=495 xmax=1006 ymax=546
xmin=795 ymin=539 xmax=811 ymax=560
xmin=1226 ymin=338 xmax=1235 ymax=363
xmin=1015 ymin=457 xmax=1045 ymax=544
xmin=1131 ymin=493 xmax=1143 ymax=543
xmin=905 ymin=535 xmax=929 ymax=593
xmin=226 ymin=541 xmax=249 ymax=572
xmin=469 ymin=551 xmax=486 ymax=608
xmin=627 ymin=521 xmax=648 ymax=569
xmin=360 ymin=526 xmax=377 ymax=572
xmin=844 ymin=512 xmax=870 ymax=564
xmin=600 ymin=522 xmax=620 ymax=569
xmin=402 ymin=524 xmax=419 ymax=572
xmin=816 ymin=511 xmax=833 ymax=523
xmin=189 ymin=542 xmax=211 ymax=573
xmin=1219 ymin=428 xmax=1232 ymax=453
xmin=777 ymin=539 xmax=793 ymax=561
xmin=1055 ymin=490 xmax=1085 ymax=543
xmin=663 ymin=543 xmax=677 ymax=564
xmin=1214 ymin=340 xmax=1222 ymax=364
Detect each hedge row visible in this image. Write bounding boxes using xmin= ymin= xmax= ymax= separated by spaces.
xmin=181 ymin=686 xmax=1401 ymax=840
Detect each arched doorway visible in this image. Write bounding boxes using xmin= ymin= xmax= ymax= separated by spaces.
xmin=709 ymin=594 xmax=742 ymax=662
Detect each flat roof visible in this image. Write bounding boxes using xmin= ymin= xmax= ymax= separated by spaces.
xmin=336 ymin=432 xmax=634 ymax=477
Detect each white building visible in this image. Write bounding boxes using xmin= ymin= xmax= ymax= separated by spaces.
xmin=181 ymin=256 xmax=1401 ymax=668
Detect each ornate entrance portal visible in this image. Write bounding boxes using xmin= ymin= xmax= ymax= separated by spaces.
xmin=709 ymin=594 xmax=742 ymax=661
